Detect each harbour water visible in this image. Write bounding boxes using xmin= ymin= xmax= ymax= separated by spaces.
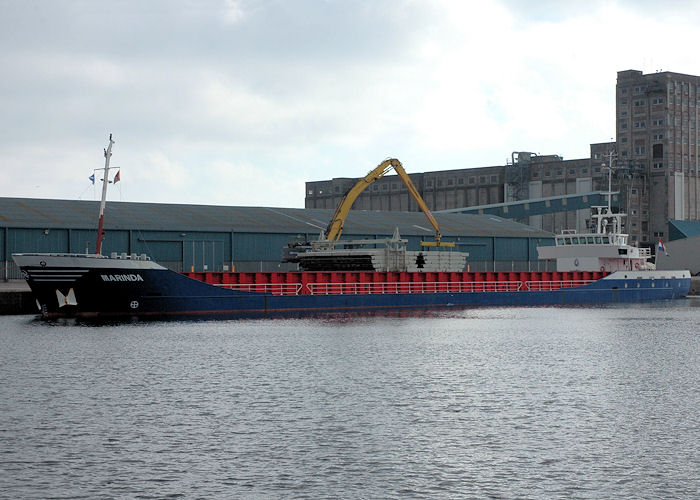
xmin=1 ymin=303 xmax=698 ymax=499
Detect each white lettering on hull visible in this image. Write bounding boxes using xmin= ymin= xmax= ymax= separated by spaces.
xmin=100 ymin=274 xmax=144 ymax=282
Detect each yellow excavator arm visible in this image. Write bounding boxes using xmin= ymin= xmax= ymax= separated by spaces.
xmin=324 ymin=158 xmax=454 ymax=247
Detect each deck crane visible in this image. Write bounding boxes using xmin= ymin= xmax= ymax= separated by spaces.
xmin=323 ymin=158 xmax=454 ymax=248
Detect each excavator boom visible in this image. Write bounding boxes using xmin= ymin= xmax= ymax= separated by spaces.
xmin=324 ymin=158 xmax=454 ymax=247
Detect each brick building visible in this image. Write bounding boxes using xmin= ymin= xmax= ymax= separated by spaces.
xmin=306 ymin=144 xmax=616 ymax=237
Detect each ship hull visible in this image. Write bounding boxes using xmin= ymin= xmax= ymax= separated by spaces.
xmin=13 ymin=254 xmax=692 ymax=319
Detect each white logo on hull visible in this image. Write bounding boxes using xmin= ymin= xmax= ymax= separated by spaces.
xmin=100 ymin=274 xmax=144 ymax=282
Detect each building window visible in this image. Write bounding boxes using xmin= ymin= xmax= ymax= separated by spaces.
xmin=382 ymin=184 xmax=388 ymax=191
xmin=569 ymin=169 xmax=576 ymax=175
xmin=621 ymin=137 xmax=628 ymax=143
xmin=633 ymin=99 xmax=645 ymax=106
xmin=426 ymin=180 xmax=433 ymax=188
xmin=437 ymin=179 xmax=443 ymax=187
xmin=653 ymin=162 xmax=664 ymax=169
xmin=468 ymin=177 xmax=475 ymax=184
xmin=634 ymin=121 xmax=646 ymax=129
xmin=458 ymin=178 xmax=464 ymax=185
xmin=479 ymin=176 xmax=486 ymax=183
xmin=308 ymin=188 xmax=314 ymax=195
xmin=620 ymin=121 xmax=628 ymax=130
xmin=621 ymin=88 xmax=628 ymax=95
xmin=652 ymin=119 xmax=664 ymax=126
xmin=651 ymin=97 xmax=664 ymax=104
xmin=490 ymin=175 xmax=497 ymax=183
xmin=556 ymin=169 xmax=563 ymax=176
xmin=545 ymin=171 xmax=551 ymax=177
xmin=635 ymin=146 xmax=646 ymax=155
xmin=447 ymin=178 xmax=454 ymax=186
xmin=582 ymin=168 xmax=588 ymax=174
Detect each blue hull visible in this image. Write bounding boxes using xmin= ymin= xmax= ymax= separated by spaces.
xmin=19 ymin=264 xmax=692 ymax=319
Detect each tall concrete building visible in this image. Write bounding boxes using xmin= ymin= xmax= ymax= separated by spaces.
xmin=305 ymin=145 xmax=615 ymax=236
xmin=616 ymin=69 xmax=700 ymax=244
xmin=306 ymin=69 xmax=700 ymax=246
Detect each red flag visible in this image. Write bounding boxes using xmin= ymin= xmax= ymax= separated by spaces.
xmin=113 ymin=170 xmax=121 ymax=183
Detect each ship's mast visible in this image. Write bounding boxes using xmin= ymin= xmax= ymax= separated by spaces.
xmin=95 ymin=134 xmax=114 ymax=255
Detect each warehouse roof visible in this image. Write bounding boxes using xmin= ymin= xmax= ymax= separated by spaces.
xmin=668 ymin=219 xmax=700 ymax=241
xmin=0 ymin=197 xmax=552 ymax=239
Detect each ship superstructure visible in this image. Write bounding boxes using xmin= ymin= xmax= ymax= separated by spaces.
xmin=538 ymin=162 xmax=652 ymax=272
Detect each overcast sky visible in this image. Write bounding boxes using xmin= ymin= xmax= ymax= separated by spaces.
xmin=2 ymin=0 xmax=700 ymax=208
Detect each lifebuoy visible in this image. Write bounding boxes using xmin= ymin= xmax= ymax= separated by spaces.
xmin=634 ymin=262 xmax=640 ymax=270
xmin=600 ymin=266 xmax=605 ymax=272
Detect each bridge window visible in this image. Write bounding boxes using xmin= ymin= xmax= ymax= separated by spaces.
xmin=603 ymin=236 xmax=610 ymax=244
xmin=569 ymin=237 xmax=576 ymax=244
xmin=595 ymin=237 xmax=602 ymax=243
xmin=587 ymin=237 xmax=595 ymax=244
xmin=565 ymin=238 xmax=572 ymax=245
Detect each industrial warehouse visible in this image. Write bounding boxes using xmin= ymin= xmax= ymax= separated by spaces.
xmin=0 ymin=197 xmax=555 ymax=281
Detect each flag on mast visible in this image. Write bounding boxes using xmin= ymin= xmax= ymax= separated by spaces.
xmin=657 ymin=239 xmax=669 ymax=256
xmin=89 ymin=173 xmax=95 ymax=185
xmin=113 ymin=170 xmax=121 ymax=184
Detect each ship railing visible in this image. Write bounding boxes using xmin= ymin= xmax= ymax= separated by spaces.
xmin=214 ymin=283 xmax=303 ymax=295
xmin=306 ymin=281 xmax=524 ymax=295
xmin=524 ymin=279 xmax=595 ymax=291
xmin=212 ymin=279 xmax=596 ymax=295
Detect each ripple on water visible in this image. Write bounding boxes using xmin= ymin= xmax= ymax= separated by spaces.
xmin=0 ymin=306 xmax=699 ymax=498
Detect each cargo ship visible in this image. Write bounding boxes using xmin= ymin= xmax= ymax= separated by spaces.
xmin=12 ymin=139 xmax=691 ymax=319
